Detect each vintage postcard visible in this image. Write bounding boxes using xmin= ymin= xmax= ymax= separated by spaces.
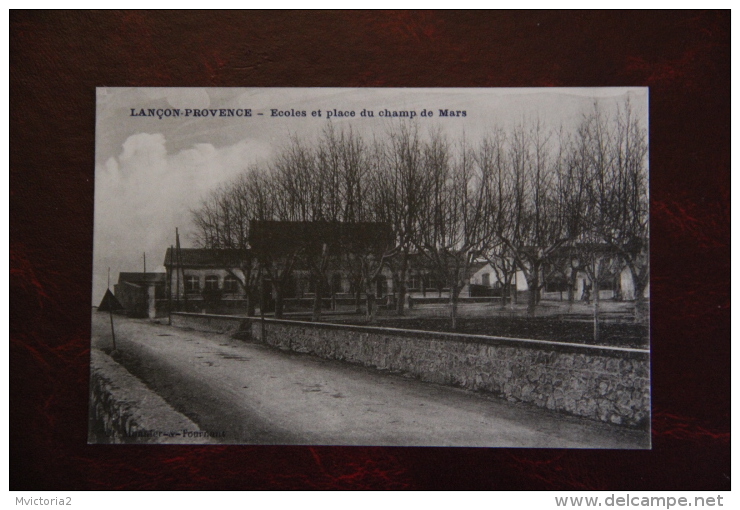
xmin=90 ymin=87 xmax=650 ymax=447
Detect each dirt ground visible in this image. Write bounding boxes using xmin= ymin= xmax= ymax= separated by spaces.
xmin=287 ymin=300 xmax=650 ymax=348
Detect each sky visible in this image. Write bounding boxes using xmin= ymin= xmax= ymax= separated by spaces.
xmin=92 ymin=87 xmax=648 ymax=304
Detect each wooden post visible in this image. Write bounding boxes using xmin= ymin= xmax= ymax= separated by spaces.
xmin=109 ymin=305 xmax=117 ymax=352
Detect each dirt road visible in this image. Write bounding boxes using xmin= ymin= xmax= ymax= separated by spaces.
xmin=91 ymin=312 xmax=649 ymax=447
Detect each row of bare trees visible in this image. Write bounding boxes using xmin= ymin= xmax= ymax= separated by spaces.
xmin=191 ymin=102 xmax=648 ymax=327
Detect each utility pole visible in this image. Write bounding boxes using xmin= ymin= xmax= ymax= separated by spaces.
xmin=259 ymin=264 xmax=265 ymax=342
xmin=258 ymin=223 xmax=266 ymax=342
xmin=143 ymin=252 xmax=146 ymax=273
xmin=168 ymin=244 xmax=173 ymax=325
xmin=175 ymin=228 xmax=181 ymax=311
xmin=107 ymin=267 xmax=117 ymax=352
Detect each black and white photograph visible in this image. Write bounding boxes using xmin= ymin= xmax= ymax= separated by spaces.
xmin=89 ymin=87 xmax=650 ymax=448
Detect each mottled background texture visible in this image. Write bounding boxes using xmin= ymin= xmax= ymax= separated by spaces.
xmin=10 ymin=11 xmax=729 ymax=490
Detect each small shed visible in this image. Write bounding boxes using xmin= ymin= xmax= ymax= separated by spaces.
xmin=113 ymin=272 xmax=166 ymax=318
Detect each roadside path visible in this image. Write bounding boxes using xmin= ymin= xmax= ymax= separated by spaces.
xmin=91 ymin=313 xmax=649 ymax=447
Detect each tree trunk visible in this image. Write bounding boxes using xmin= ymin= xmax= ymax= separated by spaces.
xmin=527 ymin=287 xmax=536 ymax=315
xmin=396 ymin=266 xmax=407 ymax=316
xmin=450 ymin=284 xmax=459 ymax=330
xmin=567 ymin=269 xmax=577 ymax=303
xmin=628 ymin=263 xmax=649 ymax=323
xmin=593 ymin=275 xmax=600 ymax=344
xmin=354 ymin=286 xmax=362 ymax=314
xmin=247 ymin=292 xmax=256 ymax=316
xmin=244 ymin=291 xmax=252 ymax=317
xmin=274 ymin=287 xmax=284 ymax=319
xmin=633 ymin=279 xmax=648 ymax=323
xmin=526 ymin=267 xmax=539 ymax=316
xmin=365 ymin=282 xmax=377 ymax=322
xmin=500 ymin=279 xmax=508 ymax=309
xmin=312 ymin=274 xmax=322 ymax=322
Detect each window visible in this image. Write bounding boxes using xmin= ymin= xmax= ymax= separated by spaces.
xmin=185 ymin=275 xmax=200 ymax=294
xmin=428 ymin=276 xmax=447 ymax=291
xmin=375 ymin=275 xmax=387 ymax=297
xmin=545 ymin=277 xmax=570 ymax=293
xmin=204 ymin=275 xmax=219 ymax=291
xmin=481 ymin=273 xmax=490 ymax=287
xmin=224 ymin=275 xmax=239 ymax=293
xmin=407 ymin=276 xmax=419 ymax=291
xmin=598 ymin=277 xmax=616 ymax=291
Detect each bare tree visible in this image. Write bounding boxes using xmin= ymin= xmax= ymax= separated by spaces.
xmin=493 ymin=120 xmax=576 ymax=315
xmin=191 ymin=168 xmax=268 ymax=315
xmin=266 ymin=136 xmax=321 ymax=318
xmin=189 ymin=99 xmax=647 ymax=329
xmin=308 ymin=126 xmax=374 ymax=321
xmin=417 ymin=131 xmax=486 ymax=329
xmin=568 ymin=101 xmax=650 ymax=338
xmin=477 ymin=129 xmax=519 ymax=309
xmin=376 ymin=123 xmax=429 ymax=316
xmin=607 ymin=101 xmax=649 ymax=321
xmin=271 ymin=126 xmax=381 ymax=322
xmin=340 ymin=138 xmax=398 ymax=321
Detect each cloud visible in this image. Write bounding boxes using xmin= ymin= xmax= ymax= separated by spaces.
xmin=92 ymin=132 xmax=270 ymax=304
xmin=91 ymin=87 xmax=648 ymax=304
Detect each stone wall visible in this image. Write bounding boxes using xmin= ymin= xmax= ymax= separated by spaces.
xmin=251 ymin=319 xmax=650 ymax=427
xmin=88 ymin=349 xmax=214 ymax=443
xmin=170 ymin=312 xmax=250 ymax=337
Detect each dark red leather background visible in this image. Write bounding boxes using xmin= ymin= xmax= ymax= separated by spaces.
xmin=10 ymin=11 xmax=730 ymax=490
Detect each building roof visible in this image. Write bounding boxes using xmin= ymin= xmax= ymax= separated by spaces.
xmin=249 ymin=220 xmax=393 ymax=259
xmin=468 ymin=261 xmax=489 ymax=276
xmin=117 ymin=272 xmax=166 ymax=284
xmin=163 ymin=248 xmax=247 ymax=268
